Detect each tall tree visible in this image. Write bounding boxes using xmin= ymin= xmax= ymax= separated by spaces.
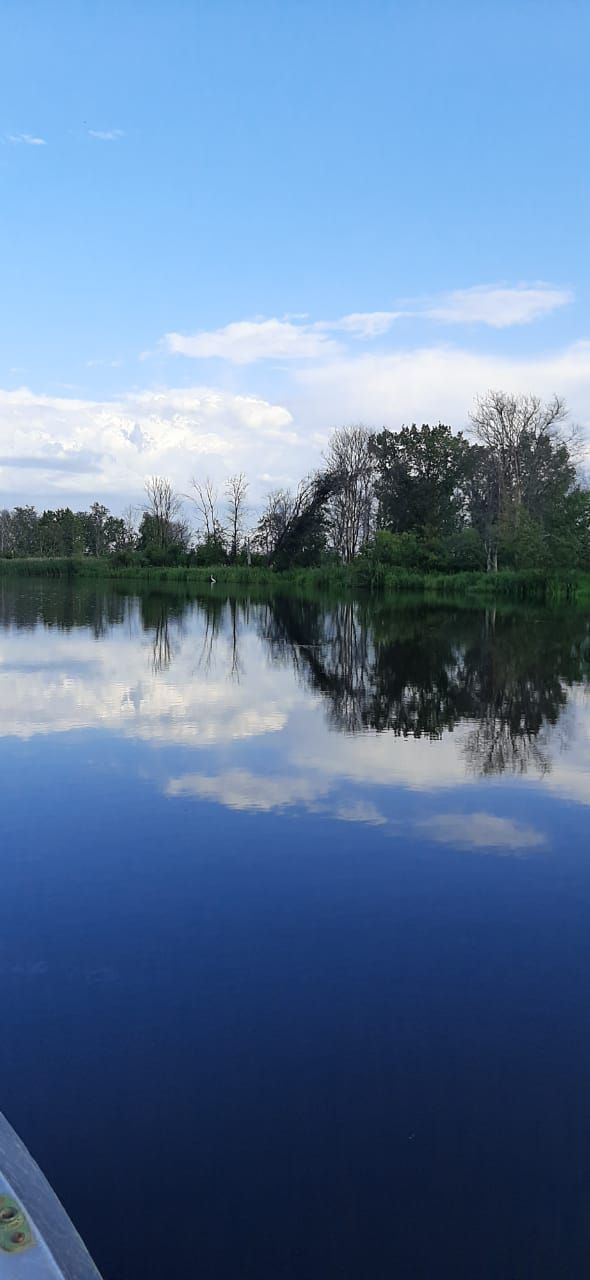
xmin=469 ymin=391 xmax=587 ymax=569
xmin=370 ymin=423 xmax=474 ymax=537
xmin=225 ymin=473 xmax=248 ymax=561
xmin=323 ymin=425 xmax=375 ymax=562
xmin=144 ymin=477 xmax=182 ymax=549
xmin=469 ymin=391 xmax=568 ymax=514
xmin=189 ymin=477 xmax=222 ymax=541
xmin=86 ymin=502 xmax=110 ymax=556
xmin=11 ymin=506 xmax=39 ymax=556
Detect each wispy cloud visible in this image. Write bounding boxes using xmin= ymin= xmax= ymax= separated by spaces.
xmin=87 ymin=128 xmax=124 ymax=141
xmin=6 ymin=133 xmax=46 ymax=146
xmin=163 ymin=285 xmax=572 ymax=364
xmin=86 ymin=358 xmax=123 ymax=368
xmin=422 ymin=283 xmax=573 ymax=328
xmin=316 ymin=311 xmax=403 ymax=338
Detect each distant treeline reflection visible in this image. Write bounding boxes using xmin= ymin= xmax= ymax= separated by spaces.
xmin=1 ymin=582 xmax=588 ymax=777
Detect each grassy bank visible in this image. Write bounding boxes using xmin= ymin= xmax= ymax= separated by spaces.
xmin=1 ymin=556 xmax=590 ymax=601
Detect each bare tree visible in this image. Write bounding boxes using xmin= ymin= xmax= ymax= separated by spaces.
xmin=144 ymin=476 xmax=182 ymax=548
xmin=323 ymin=425 xmax=376 ymax=562
xmin=225 ymin=473 xmax=249 ymax=561
xmin=189 ymin=477 xmax=222 ymax=542
xmin=469 ymin=391 xmax=568 ymax=512
xmin=122 ymin=505 xmax=139 ymax=549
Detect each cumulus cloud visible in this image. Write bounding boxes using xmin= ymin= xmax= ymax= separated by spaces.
xmin=3 ymin=328 xmax=590 ymax=508
xmin=0 ymin=384 xmax=300 ymax=504
xmin=421 ymin=283 xmax=573 ymax=328
xmin=416 ymin=812 xmax=546 ymax=853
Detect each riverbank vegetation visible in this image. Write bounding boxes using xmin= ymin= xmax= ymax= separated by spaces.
xmin=2 ymin=391 xmax=589 ymax=593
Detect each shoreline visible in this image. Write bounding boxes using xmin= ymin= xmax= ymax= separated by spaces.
xmin=1 ymin=557 xmax=589 ymax=601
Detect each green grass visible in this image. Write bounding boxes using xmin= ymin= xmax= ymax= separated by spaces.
xmin=1 ymin=556 xmax=590 ymax=602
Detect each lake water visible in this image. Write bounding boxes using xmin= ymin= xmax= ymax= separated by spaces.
xmin=1 ymin=580 xmax=590 ymax=1278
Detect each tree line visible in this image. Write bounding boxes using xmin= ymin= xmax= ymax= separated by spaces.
xmin=1 ymin=390 xmax=589 ymax=571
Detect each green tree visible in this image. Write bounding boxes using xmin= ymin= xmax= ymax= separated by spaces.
xmin=370 ymin=424 xmax=475 ymax=538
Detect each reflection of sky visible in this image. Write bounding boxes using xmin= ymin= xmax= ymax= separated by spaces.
xmin=1 ymin=596 xmax=590 ymax=854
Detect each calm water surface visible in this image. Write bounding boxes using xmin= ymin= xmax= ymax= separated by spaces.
xmin=1 ymin=580 xmax=590 ymax=1278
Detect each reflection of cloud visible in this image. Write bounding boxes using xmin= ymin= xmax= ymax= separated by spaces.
xmin=294 ymin=732 xmax=467 ymax=790
xmin=0 ymin=624 xmax=293 ymax=747
xmin=334 ymin=800 xmax=387 ymax=826
xmin=166 ymin=769 xmax=389 ymax=826
xmin=416 ymin=812 xmax=546 ymax=853
xmin=166 ymin=769 xmax=330 ymax=812
xmin=165 ymin=768 xmax=394 ymax=829
xmin=2 ymin=600 xmax=590 ymax=835
xmin=541 ymin=688 xmax=590 ymax=806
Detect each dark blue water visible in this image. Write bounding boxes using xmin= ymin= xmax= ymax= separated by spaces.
xmin=1 ymin=581 xmax=590 ymax=1278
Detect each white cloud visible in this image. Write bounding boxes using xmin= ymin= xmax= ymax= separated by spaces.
xmin=163 ymin=286 xmax=571 ymax=366
xmin=3 ymin=333 xmax=590 ymax=509
xmin=88 ymin=128 xmax=124 ymax=141
xmin=0 ymin=384 xmax=300 ymax=504
xmin=295 ymin=339 xmax=590 ymax=450
xmin=165 ymin=318 xmax=339 ymax=363
xmin=164 ymin=311 xmax=408 ymax=363
xmin=416 ymin=812 xmax=546 ymax=853
xmin=422 ymin=283 xmax=572 ymax=328
xmin=6 ymin=133 xmax=46 ymax=146
xmin=316 ymin=311 xmax=402 ymax=338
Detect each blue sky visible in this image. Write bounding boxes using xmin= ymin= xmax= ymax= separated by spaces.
xmin=1 ymin=0 xmax=589 ymax=510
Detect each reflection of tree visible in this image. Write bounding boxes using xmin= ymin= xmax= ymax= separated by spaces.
xmin=139 ymin=591 xmax=189 ymax=675
xmin=0 ymin=580 xmax=128 ymax=636
xmin=228 ymin=598 xmax=243 ymax=681
xmin=257 ymin=596 xmax=374 ymax=732
xmin=463 ymin=715 xmax=551 ymax=776
xmin=258 ymin=597 xmax=590 ymax=777
xmin=2 ymin=578 xmax=589 ymax=780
